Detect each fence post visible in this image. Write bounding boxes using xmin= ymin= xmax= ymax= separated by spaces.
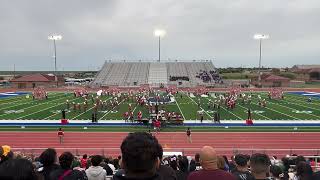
xmin=76 ymin=149 xmax=79 ymax=156
xmin=316 ymin=157 xmax=318 ymax=172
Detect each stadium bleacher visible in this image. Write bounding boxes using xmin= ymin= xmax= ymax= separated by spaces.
xmin=92 ymin=60 xmax=222 ymax=87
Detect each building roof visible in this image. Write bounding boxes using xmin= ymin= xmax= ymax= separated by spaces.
xmin=10 ymin=74 xmax=57 ymax=82
xmin=292 ymin=65 xmax=320 ymax=70
xmin=263 ymin=74 xmax=290 ymax=81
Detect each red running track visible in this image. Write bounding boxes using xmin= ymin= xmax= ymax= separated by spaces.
xmin=1 ymin=132 xmax=320 ymax=158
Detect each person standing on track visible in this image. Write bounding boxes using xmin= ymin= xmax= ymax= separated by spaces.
xmin=247 ymin=108 xmax=252 ymax=120
xmin=57 ymin=128 xmax=64 ymax=144
xmin=187 ymin=127 xmax=192 ymax=143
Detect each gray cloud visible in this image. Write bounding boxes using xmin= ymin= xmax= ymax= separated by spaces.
xmin=0 ymin=0 xmax=319 ymax=70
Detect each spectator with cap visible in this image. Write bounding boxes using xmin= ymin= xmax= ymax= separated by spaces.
xmin=231 ymin=154 xmax=254 ymax=180
xmin=250 ymin=153 xmax=271 ymax=180
xmin=0 ymin=145 xmax=13 ymax=165
xmin=187 ymin=146 xmax=236 ymax=180
xmin=113 ymin=132 xmax=162 ymax=180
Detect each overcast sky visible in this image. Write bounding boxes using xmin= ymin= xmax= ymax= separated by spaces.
xmin=0 ymin=0 xmax=319 ymax=71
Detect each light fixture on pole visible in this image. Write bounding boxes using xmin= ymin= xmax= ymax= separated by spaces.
xmin=48 ymin=34 xmax=62 ymax=86
xmin=253 ymin=34 xmax=269 ymax=87
xmin=154 ymin=29 xmax=166 ymax=62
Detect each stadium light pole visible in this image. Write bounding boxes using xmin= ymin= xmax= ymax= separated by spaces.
xmin=154 ymin=29 xmax=166 ymax=62
xmin=254 ymin=34 xmax=269 ymax=87
xmin=48 ymin=34 xmax=62 ymax=87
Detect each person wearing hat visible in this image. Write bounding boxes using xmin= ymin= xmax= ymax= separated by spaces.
xmin=0 ymin=145 xmax=13 ymax=164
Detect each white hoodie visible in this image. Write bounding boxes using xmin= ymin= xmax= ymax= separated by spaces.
xmin=86 ymin=166 xmax=107 ymax=180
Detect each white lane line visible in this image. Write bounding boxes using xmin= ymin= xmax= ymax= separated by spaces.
xmin=174 ymin=96 xmax=186 ymax=120
xmin=0 ymin=93 xmax=64 ymax=111
xmin=99 ymin=99 xmax=126 ymax=120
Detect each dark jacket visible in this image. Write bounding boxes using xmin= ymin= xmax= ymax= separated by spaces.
xmin=157 ymin=165 xmax=177 ymax=180
xmin=113 ymin=169 xmax=164 ymax=180
xmin=39 ymin=164 xmax=60 ymax=180
xmin=49 ymin=168 xmax=88 ymax=180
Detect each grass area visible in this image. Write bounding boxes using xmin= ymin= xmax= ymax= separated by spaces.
xmin=0 ymin=91 xmax=320 ymax=121
xmin=0 ymin=126 xmax=320 ymax=132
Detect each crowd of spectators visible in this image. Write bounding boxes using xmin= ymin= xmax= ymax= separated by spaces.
xmin=196 ymin=70 xmax=223 ymax=83
xmin=169 ymin=76 xmax=190 ymax=82
xmin=1 ymin=133 xmax=320 ymax=180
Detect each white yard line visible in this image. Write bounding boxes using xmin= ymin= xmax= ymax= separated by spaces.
xmin=16 ymin=102 xmax=66 ymax=120
xmin=0 ymin=93 xmax=64 ymax=111
xmin=71 ymin=107 xmax=95 ymax=120
xmin=219 ymin=106 xmax=242 ymax=120
xmin=99 ymin=99 xmax=126 ymax=120
xmin=174 ymin=97 xmax=186 ymax=120
xmin=71 ymin=97 xmax=113 ymax=120
xmin=257 ymin=93 xmax=320 ymax=119
xmin=284 ymin=96 xmax=320 ymax=108
xmin=284 ymin=100 xmax=320 ymax=112
xmin=262 ymin=105 xmax=299 ymax=120
xmin=185 ymin=93 xmax=212 ymax=118
xmin=237 ymin=104 xmax=272 ymax=120
xmin=268 ymin=101 xmax=320 ymax=119
xmin=0 ymin=95 xmax=70 ymax=118
xmin=0 ymin=92 xmax=58 ymax=105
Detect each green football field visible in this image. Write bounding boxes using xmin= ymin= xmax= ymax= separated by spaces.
xmin=0 ymin=91 xmax=320 ymax=121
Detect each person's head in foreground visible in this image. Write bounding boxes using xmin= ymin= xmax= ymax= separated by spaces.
xmin=0 ymin=158 xmax=38 ymax=180
xmin=59 ymin=151 xmax=74 ymax=169
xmin=118 ymin=132 xmax=160 ymax=179
xmin=39 ymin=148 xmax=57 ymax=167
xmin=296 ymin=161 xmax=313 ymax=180
xmin=270 ymin=165 xmax=287 ymax=180
xmin=250 ymin=153 xmax=271 ymax=180
xmin=188 ymin=146 xmax=236 ymax=180
xmin=199 ymin=146 xmax=218 ymax=170
xmin=234 ymin=154 xmax=249 ymax=171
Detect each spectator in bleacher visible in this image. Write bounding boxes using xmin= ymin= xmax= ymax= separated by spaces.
xmin=85 ymin=155 xmax=107 ymax=180
xmin=189 ymin=159 xmax=196 ymax=172
xmin=0 ymin=145 xmax=13 ymax=165
xmin=49 ymin=152 xmax=87 ymax=180
xmin=187 ymin=146 xmax=235 ymax=180
xmin=0 ymin=158 xmax=39 ymax=180
xmin=156 ymin=143 xmax=177 ymax=180
xmin=101 ymin=157 xmax=115 ymax=175
xmin=270 ymin=165 xmax=288 ymax=180
xmin=81 ymin=154 xmax=88 ymax=169
xmin=178 ymin=156 xmax=190 ymax=177
xmin=38 ymin=148 xmax=60 ymax=180
xmin=223 ymin=156 xmax=230 ymax=171
xmin=72 ymin=156 xmax=81 ymax=169
xmin=113 ymin=158 xmax=120 ymax=170
xmin=231 ymin=154 xmax=255 ymax=180
xmin=249 ymin=153 xmax=271 ymax=180
xmin=169 ymin=157 xmax=187 ymax=180
xmin=194 ymin=153 xmax=201 ymax=168
xmin=296 ymin=162 xmax=313 ymax=180
xmin=229 ymin=156 xmax=236 ymax=172
xmin=218 ymin=156 xmax=227 ymax=171
xmin=113 ymin=132 xmax=162 ymax=180
xmin=312 ymin=171 xmax=320 ymax=180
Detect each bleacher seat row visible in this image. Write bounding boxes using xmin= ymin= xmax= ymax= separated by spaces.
xmin=92 ymin=61 xmax=222 ymax=87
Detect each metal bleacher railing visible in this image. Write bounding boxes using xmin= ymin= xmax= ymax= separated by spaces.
xmin=11 ymin=147 xmax=320 ymax=158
